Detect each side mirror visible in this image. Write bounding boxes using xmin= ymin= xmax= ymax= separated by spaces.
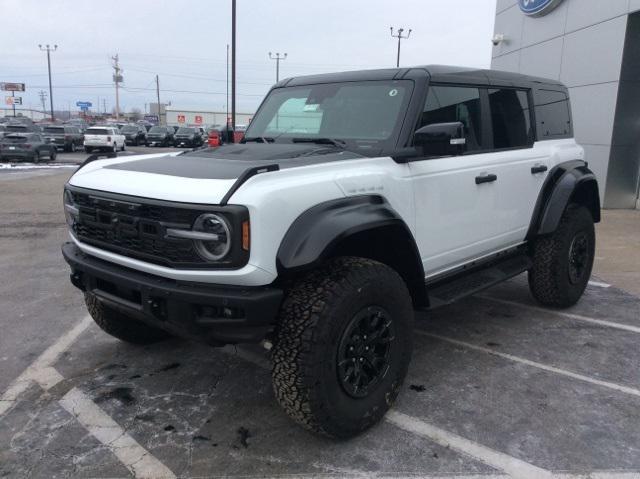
xmin=414 ymin=121 xmax=466 ymax=157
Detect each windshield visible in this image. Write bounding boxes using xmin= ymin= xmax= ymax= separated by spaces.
xmin=121 ymin=126 xmax=138 ymax=132
xmin=149 ymin=127 xmax=167 ymax=134
xmin=6 ymin=125 xmax=28 ymax=132
xmin=86 ymin=128 xmax=109 ymax=135
xmin=176 ymin=128 xmax=195 ymax=134
xmin=245 ymin=80 xmax=412 ymax=150
xmin=43 ymin=127 xmax=64 ymax=133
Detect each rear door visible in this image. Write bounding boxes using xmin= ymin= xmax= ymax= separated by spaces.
xmin=408 ymin=84 xmax=544 ymax=277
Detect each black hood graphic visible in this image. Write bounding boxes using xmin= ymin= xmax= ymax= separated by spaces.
xmin=105 ymin=143 xmax=366 ymax=179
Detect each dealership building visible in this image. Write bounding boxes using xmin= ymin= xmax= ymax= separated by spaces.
xmin=492 ymin=0 xmax=640 ymax=208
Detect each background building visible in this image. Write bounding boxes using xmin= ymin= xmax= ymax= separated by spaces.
xmin=492 ymin=0 xmax=640 ymax=208
xmin=164 ymin=107 xmax=253 ymax=128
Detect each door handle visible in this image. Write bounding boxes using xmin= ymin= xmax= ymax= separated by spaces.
xmin=475 ymin=173 xmax=498 ymax=185
xmin=531 ymin=164 xmax=548 ymax=174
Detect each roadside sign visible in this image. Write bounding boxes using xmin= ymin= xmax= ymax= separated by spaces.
xmin=1 ymin=82 xmax=25 ymax=92
xmin=177 ymin=114 xmax=186 ymax=123
xmin=13 ymin=97 xmax=22 ymax=105
xmin=194 ymin=115 xmax=203 ymax=124
xmin=76 ymin=101 xmax=92 ymax=108
xmin=144 ymin=115 xmax=159 ymax=124
xmin=5 ymin=96 xmax=14 ymax=105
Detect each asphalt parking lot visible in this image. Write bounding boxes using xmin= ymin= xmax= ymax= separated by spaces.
xmin=1 ymin=160 xmax=639 ymax=478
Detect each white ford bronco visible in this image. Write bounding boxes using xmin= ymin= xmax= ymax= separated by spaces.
xmin=62 ymin=66 xmax=600 ymax=438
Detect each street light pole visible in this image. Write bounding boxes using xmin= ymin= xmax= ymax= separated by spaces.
xmin=38 ymin=44 xmax=57 ymax=121
xmin=231 ymin=0 xmax=236 ymax=132
xmin=390 ymin=27 xmax=412 ymax=68
xmin=268 ymin=52 xmax=287 ymax=82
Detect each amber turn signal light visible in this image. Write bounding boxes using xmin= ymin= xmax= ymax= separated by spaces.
xmin=242 ymin=221 xmax=250 ymax=251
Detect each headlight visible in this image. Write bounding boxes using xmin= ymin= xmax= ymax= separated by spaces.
xmin=192 ymin=213 xmax=231 ymax=261
xmin=63 ymin=189 xmax=79 ymax=227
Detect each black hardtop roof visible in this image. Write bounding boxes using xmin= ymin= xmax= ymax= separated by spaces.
xmin=278 ymin=65 xmax=566 ymax=90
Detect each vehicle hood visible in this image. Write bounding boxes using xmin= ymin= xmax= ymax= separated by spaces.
xmin=68 ymin=144 xmax=366 ymax=204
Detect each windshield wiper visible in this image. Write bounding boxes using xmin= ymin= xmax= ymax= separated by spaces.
xmin=242 ymin=136 xmax=275 ymax=143
xmin=291 ymin=137 xmax=346 ymax=148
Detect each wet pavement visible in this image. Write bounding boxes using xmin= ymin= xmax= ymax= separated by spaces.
xmin=1 ymin=167 xmax=639 ymax=478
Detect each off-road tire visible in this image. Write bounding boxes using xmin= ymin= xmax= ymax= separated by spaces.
xmin=528 ymin=204 xmax=595 ymax=308
xmin=272 ymin=256 xmax=414 ymax=438
xmin=85 ymin=293 xmax=172 ymax=344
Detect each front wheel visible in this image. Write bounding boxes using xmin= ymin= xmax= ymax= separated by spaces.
xmin=50 ymin=149 xmax=57 ymax=161
xmin=528 ymin=204 xmax=595 ymax=308
xmin=85 ymin=293 xmax=172 ymax=344
xmin=272 ymin=257 xmax=413 ymax=438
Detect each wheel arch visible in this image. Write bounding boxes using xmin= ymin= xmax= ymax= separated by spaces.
xmin=527 ymin=160 xmax=601 ymax=239
xmin=276 ymin=195 xmax=426 ymax=307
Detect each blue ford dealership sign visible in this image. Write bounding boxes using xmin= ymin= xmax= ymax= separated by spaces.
xmin=518 ymin=0 xmax=564 ymax=16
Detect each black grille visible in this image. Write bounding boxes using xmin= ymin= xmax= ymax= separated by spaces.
xmin=70 ymin=190 xmax=210 ymax=267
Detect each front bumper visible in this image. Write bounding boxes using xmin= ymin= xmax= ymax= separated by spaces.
xmin=62 ymin=242 xmax=283 ymax=345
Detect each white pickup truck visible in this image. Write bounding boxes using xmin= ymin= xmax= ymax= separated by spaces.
xmin=83 ymin=126 xmax=126 ymax=154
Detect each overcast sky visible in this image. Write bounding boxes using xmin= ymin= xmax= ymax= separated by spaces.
xmin=1 ymin=0 xmax=497 ymax=115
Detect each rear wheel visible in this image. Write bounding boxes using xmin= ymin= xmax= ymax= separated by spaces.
xmin=272 ymin=257 xmax=413 ymax=438
xmin=50 ymin=149 xmax=57 ymax=161
xmin=112 ymin=143 xmax=117 ymax=153
xmin=85 ymin=293 xmax=172 ymax=344
xmin=70 ymin=142 xmax=76 ymax=153
xmin=528 ymin=204 xmax=595 ymax=308
xmin=121 ymin=142 xmax=125 ymax=151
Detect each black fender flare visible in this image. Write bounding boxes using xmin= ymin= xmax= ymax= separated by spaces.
xmin=276 ymin=195 xmax=425 ymax=297
xmin=527 ymin=160 xmax=601 ymax=239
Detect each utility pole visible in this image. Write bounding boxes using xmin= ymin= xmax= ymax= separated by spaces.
xmin=102 ymin=98 xmax=107 ymax=115
xmin=231 ymin=0 xmax=236 ymax=132
xmin=226 ymin=43 xmax=229 ymax=127
xmin=390 ymin=27 xmax=412 ymax=67
xmin=111 ymin=54 xmax=122 ymax=120
xmin=268 ymin=52 xmax=287 ymax=82
xmin=155 ymin=74 xmax=161 ymax=125
xmin=38 ymin=44 xmax=57 ymax=121
xmin=38 ymin=90 xmax=47 ymax=112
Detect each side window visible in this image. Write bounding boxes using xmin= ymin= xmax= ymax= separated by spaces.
xmin=420 ymin=86 xmax=483 ymax=152
xmin=534 ymin=89 xmax=571 ymax=138
xmin=488 ymin=89 xmax=533 ymax=149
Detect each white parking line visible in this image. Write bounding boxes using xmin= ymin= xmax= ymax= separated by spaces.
xmin=0 ymin=315 xmax=92 ymax=416
xmin=477 ymin=295 xmax=640 ymax=334
xmin=387 ymin=410 xmax=553 ymax=479
xmin=588 ymin=280 xmax=611 ymax=288
xmin=60 ymin=387 xmax=175 ymax=479
xmin=416 ymin=331 xmax=640 ymax=398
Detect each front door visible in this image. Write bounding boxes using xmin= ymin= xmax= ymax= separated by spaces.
xmin=409 ymin=84 xmax=544 ymax=277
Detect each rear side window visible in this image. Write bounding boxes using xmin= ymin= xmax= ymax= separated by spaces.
xmin=488 ymin=89 xmax=533 ymax=149
xmin=420 ymin=86 xmax=483 ymax=152
xmin=534 ymin=89 xmax=571 ymax=138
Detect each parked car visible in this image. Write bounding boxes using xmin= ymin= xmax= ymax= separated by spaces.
xmin=146 ymin=126 xmax=174 ymax=147
xmin=61 ymin=65 xmax=600 ymax=439
xmin=173 ymin=127 xmax=204 ymax=147
xmin=83 ymin=126 xmax=125 ymax=153
xmin=65 ymin=119 xmax=89 ymax=132
xmin=121 ymin=124 xmax=147 ymax=146
xmin=207 ymin=128 xmax=222 ymax=147
xmin=42 ymin=125 xmax=84 ymax=152
xmin=0 ymin=133 xmax=57 ymax=162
